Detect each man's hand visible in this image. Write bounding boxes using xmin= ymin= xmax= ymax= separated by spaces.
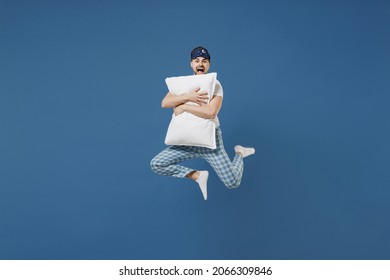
xmin=187 ymin=87 xmax=209 ymax=106
xmin=174 ymin=104 xmax=186 ymax=116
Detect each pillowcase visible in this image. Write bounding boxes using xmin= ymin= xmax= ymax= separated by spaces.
xmin=164 ymin=72 xmax=217 ymax=149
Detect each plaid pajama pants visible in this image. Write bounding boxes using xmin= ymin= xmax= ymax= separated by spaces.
xmin=150 ymin=127 xmax=243 ymax=189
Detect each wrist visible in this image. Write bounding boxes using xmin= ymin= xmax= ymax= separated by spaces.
xmin=184 ymin=93 xmax=192 ymax=103
xmin=181 ymin=104 xmax=188 ymax=112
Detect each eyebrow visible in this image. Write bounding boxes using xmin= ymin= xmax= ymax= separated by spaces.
xmin=195 ymin=58 xmax=209 ymax=61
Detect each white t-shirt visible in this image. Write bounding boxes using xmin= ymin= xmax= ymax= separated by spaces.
xmin=212 ymin=80 xmax=223 ymax=127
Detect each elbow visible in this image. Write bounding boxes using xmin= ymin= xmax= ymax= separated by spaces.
xmin=161 ymin=95 xmax=170 ymax=108
xmin=161 ymin=100 xmax=170 ymax=108
xmin=208 ymin=109 xmax=218 ymax=119
xmin=208 ymin=113 xmax=217 ymax=119
xmin=205 ymin=102 xmax=221 ymax=119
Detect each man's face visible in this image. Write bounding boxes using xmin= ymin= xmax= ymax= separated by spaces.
xmin=190 ymin=57 xmax=210 ymax=75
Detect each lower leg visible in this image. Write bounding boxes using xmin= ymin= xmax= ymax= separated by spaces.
xmin=206 ymin=147 xmax=245 ymax=189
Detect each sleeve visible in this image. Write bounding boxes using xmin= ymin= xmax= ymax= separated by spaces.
xmin=213 ymin=80 xmax=224 ymax=98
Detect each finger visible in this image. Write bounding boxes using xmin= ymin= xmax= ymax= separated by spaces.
xmin=197 ymin=100 xmax=208 ymax=105
xmin=197 ymin=96 xmax=208 ymax=102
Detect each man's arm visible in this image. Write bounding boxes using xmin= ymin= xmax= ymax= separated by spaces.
xmin=174 ymin=96 xmax=222 ymax=120
xmin=161 ymin=88 xmax=209 ymax=108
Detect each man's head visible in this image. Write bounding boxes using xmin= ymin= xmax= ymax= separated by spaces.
xmin=190 ymin=46 xmax=211 ymax=75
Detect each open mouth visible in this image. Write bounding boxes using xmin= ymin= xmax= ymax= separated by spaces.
xmin=196 ymin=68 xmax=205 ymax=74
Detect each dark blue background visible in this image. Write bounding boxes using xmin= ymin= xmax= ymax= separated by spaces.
xmin=1 ymin=0 xmax=389 ymax=259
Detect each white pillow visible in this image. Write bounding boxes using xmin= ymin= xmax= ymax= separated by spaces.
xmin=164 ymin=72 xmax=217 ymax=149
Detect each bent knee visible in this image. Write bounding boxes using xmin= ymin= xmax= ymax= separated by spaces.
xmin=150 ymin=156 xmax=170 ymax=173
xmin=223 ymin=178 xmax=241 ymax=189
xmin=150 ymin=157 xmax=162 ymax=173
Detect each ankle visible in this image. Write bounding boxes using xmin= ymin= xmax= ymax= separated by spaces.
xmin=236 ymin=151 xmax=244 ymax=158
xmin=186 ymin=171 xmax=199 ymax=181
